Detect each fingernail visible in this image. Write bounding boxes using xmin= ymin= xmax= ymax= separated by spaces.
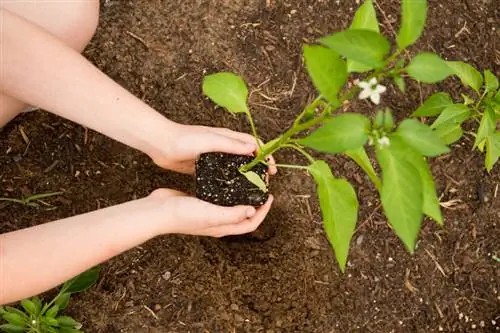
xmin=246 ymin=207 xmax=256 ymax=218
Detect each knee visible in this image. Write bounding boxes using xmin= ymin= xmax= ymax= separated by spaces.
xmin=1 ymin=1 xmax=100 ymax=52
xmin=57 ymin=1 xmax=100 ymax=52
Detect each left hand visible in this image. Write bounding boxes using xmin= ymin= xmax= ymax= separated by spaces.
xmin=153 ymin=124 xmax=277 ymax=175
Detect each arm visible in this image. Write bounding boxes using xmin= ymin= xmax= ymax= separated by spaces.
xmin=0 ymin=190 xmax=273 ymax=305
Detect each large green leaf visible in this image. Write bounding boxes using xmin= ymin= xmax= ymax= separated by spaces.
xmin=396 ymin=0 xmax=427 ymax=49
xmin=202 ymin=72 xmax=249 ymax=114
xmin=474 ymin=108 xmax=496 ymax=151
xmin=298 ymin=114 xmax=370 ymax=154
xmin=392 ymin=139 xmax=443 ymax=225
xmin=412 ymin=92 xmax=453 ymax=117
xmin=397 ymin=119 xmax=450 ymax=157
xmin=485 ymin=133 xmax=500 ymax=172
xmin=430 ymin=104 xmax=471 ymax=130
xmin=54 ymin=292 xmax=71 ymax=311
xmin=62 ymin=266 xmax=100 ymax=294
xmin=407 ymin=52 xmax=452 ymax=83
xmin=320 ymin=29 xmax=390 ymax=68
xmin=308 ymin=161 xmax=358 ymax=271
xmin=303 ymin=45 xmax=347 ymax=105
xmin=376 ymin=136 xmax=423 ymax=253
xmin=484 ymin=70 xmax=499 ymax=93
xmin=347 ymin=0 xmax=379 ymax=73
xmin=446 ymin=61 xmax=483 ymax=92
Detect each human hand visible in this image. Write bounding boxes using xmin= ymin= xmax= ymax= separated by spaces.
xmin=152 ymin=124 xmax=277 ymax=175
xmin=149 ymin=189 xmax=274 ymax=237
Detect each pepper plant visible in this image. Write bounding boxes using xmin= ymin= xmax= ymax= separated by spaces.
xmin=0 ymin=267 xmax=99 ymax=333
xmin=202 ymin=0 xmax=499 ymax=271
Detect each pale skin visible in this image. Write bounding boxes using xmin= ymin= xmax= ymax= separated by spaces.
xmin=0 ymin=3 xmax=276 ymax=304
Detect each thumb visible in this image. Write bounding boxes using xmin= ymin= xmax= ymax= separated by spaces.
xmin=195 ymin=132 xmax=257 ymax=156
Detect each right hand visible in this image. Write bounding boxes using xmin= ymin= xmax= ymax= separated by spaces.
xmin=149 ymin=189 xmax=274 ymax=237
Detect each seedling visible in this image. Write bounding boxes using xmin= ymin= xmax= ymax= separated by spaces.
xmin=198 ymin=0 xmax=499 ymax=271
xmin=0 ymin=192 xmax=63 ymax=208
xmin=0 ymin=266 xmax=100 ymax=333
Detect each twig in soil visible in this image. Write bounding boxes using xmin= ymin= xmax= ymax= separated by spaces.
xmin=44 ymin=160 xmax=60 ymax=173
xmin=454 ymin=21 xmax=471 ymax=38
xmin=404 ymin=268 xmax=418 ymax=293
xmin=435 ymin=302 xmax=444 ymax=319
xmin=84 ymin=127 xmax=89 ymax=145
xmin=18 ymin=125 xmax=30 ymax=144
xmin=288 ymin=71 xmax=298 ymax=97
xmin=373 ymin=1 xmax=410 ymax=60
xmin=355 ymin=204 xmax=382 ymax=233
xmin=494 ymin=184 xmax=498 ymax=198
xmin=440 ymin=198 xmax=464 ymax=210
xmin=424 ymin=248 xmax=447 ymax=277
xmin=142 ymin=304 xmax=159 ymax=320
xmin=125 ymin=31 xmax=149 ymax=48
xmin=250 ymin=102 xmax=281 ymax=111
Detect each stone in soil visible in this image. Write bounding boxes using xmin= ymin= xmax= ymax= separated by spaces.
xmin=195 ymin=152 xmax=268 ymax=206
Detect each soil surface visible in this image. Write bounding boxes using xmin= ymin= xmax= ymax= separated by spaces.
xmin=195 ymin=153 xmax=268 ymax=207
xmin=1 ymin=0 xmax=499 ymax=332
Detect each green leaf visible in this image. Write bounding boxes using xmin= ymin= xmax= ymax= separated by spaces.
xmin=484 ymin=70 xmax=499 ymax=93
xmin=241 ymin=171 xmax=268 ymax=193
xmin=320 ymin=29 xmax=390 ymax=68
xmin=485 ymin=133 xmax=500 ymax=172
xmin=446 ymin=61 xmax=483 ymax=92
xmin=430 ymin=104 xmax=471 ymax=130
xmin=412 ymin=92 xmax=453 ymax=117
xmin=407 ymin=52 xmax=452 ymax=83
xmin=54 ymin=293 xmax=71 ymax=311
xmin=43 ymin=317 xmax=60 ymax=327
xmin=376 ymin=136 xmax=423 ymax=253
xmin=394 ymin=75 xmax=406 ymax=93
xmin=383 ymin=109 xmax=395 ymax=131
xmin=57 ymin=316 xmax=79 ymax=328
xmin=31 ymin=297 xmax=42 ymax=316
xmin=202 ymin=72 xmax=249 ymax=114
xmin=303 ymin=45 xmax=347 ymax=105
xmin=347 ymin=0 xmax=379 ymax=73
xmin=45 ymin=305 xmax=59 ymax=318
xmin=397 ymin=145 xmax=443 ymax=225
xmin=435 ymin=123 xmax=464 ymax=145
xmin=308 ymin=161 xmax=358 ymax=271
xmin=345 ymin=147 xmax=381 ymax=190
xmin=1 ymin=313 xmax=25 ymax=327
xmin=20 ymin=300 xmax=37 ymax=316
xmin=474 ymin=108 xmax=496 ymax=151
xmin=298 ymin=114 xmax=370 ymax=154
xmin=396 ymin=0 xmax=427 ymax=49
xmin=0 ymin=324 xmax=25 ymax=333
xmin=461 ymin=94 xmax=475 ymax=106
xmin=397 ymin=119 xmax=450 ymax=157
xmin=2 ymin=308 xmax=26 ymax=320
xmin=62 ymin=266 xmax=100 ymax=294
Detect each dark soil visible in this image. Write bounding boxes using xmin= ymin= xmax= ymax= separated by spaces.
xmin=1 ymin=0 xmax=499 ymax=332
xmin=195 ymin=152 xmax=268 ymax=207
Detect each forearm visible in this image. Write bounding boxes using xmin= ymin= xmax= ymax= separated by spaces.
xmin=0 ymin=196 xmax=164 ymax=305
xmin=0 ymin=8 xmax=177 ymax=160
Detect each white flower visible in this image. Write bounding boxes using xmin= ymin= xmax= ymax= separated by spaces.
xmin=357 ymin=77 xmax=386 ymax=105
xmin=377 ymin=136 xmax=390 ymax=147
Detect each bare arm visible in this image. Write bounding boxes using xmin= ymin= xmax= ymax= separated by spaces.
xmin=0 ymin=190 xmax=273 ymax=305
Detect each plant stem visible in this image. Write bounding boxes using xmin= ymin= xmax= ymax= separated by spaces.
xmin=473 ymin=90 xmax=488 ymax=114
xmin=245 ymin=111 xmax=262 ymax=149
xmin=271 ymin=163 xmax=310 ymax=170
xmin=282 ymin=144 xmax=316 ymax=164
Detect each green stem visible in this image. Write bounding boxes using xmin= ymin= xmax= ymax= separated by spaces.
xmin=293 ymin=95 xmax=324 ymax=126
xmin=271 ymin=163 xmax=310 ymax=170
xmin=282 ymin=144 xmax=315 ymax=164
xmin=472 ymin=90 xmax=488 ymax=114
xmin=245 ymin=111 xmax=261 ymax=149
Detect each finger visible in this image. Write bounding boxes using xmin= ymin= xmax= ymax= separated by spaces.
xmin=186 ymin=199 xmax=257 ymax=228
xmin=204 ymin=195 xmax=274 ymax=237
xmin=195 ymin=132 xmax=257 ymax=156
xmin=149 ymin=188 xmax=188 ymax=199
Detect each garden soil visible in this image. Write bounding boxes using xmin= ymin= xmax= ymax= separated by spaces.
xmin=1 ymin=0 xmax=499 ymax=332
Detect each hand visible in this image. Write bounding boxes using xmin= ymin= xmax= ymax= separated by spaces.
xmin=153 ymin=124 xmax=277 ymax=175
xmin=149 ymin=189 xmax=274 ymax=237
